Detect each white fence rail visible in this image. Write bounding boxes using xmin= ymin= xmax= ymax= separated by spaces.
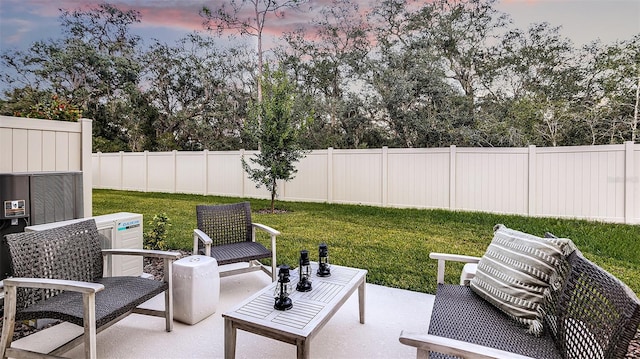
xmin=1 ymin=115 xmax=93 ymax=217
xmin=93 ymin=143 xmax=640 ymax=224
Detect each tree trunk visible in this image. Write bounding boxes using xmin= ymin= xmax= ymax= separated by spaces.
xmin=271 ymin=178 xmax=276 ymax=214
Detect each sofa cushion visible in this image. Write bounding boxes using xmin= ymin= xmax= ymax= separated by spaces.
xmin=428 ymin=284 xmax=562 ymax=359
xmin=470 ymin=224 xmax=575 ymax=335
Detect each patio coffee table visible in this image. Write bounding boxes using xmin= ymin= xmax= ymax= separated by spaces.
xmin=223 ymin=263 xmax=367 ymax=359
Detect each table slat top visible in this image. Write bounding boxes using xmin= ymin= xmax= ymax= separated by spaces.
xmin=223 ymin=263 xmax=367 ymax=338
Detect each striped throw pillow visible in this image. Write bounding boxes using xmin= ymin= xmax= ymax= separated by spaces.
xmin=470 ymin=224 xmax=575 ymax=336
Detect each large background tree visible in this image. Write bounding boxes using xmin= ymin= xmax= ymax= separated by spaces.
xmin=200 ymin=0 xmax=308 ymax=104
xmin=1 ymin=0 xmax=638 ymax=151
xmin=0 ymin=3 xmax=144 ymax=152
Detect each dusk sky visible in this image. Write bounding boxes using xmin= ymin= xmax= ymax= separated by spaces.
xmin=0 ymin=0 xmax=638 ymax=59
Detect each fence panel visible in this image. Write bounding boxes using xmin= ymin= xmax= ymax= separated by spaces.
xmin=121 ymin=152 xmax=146 ymax=191
xmin=95 ymin=153 xmax=122 ymax=189
xmin=386 ymin=148 xmax=450 ymax=209
xmin=92 ymin=143 xmax=640 ymax=224
xmin=282 ymin=150 xmax=329 ymax=202
xmin=237 ymin=150 xmax=272 ymax=199
xmin=2 ymin=115 xmax=92 ymax=217
xmin=206 ymin=151 xmax=244 ymax=196
xmin=331 ymin=149 xmax=383 ymax=205
xmin=176 ymin=152 xmax=205 ymax=194
xmin=455 ymin=148 xmax=529 ymax=215
xmin=533 ymin=145 xmax=627 ymax=222
xmin=147 ymin=152 xmax=175 ymax=193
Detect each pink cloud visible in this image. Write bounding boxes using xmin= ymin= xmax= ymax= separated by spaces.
xmin=132 ymin=4 xmax=205 ymax=32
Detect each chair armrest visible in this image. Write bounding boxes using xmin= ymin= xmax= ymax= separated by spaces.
xmin=252 ymin=223 xmax=281 ymax=236
xmin=429 ymin=253 xmax=481 ymax=284
xmin=102 ymin=249 xmax=180 ymax=281
xmin=102 ymin=249 xmax=181 ymax=260
xmin=429 ymin=253 xmax=481 ymax=263
xmin=3 ymin=277 xmax=104 ymax=294
xmin=399 ymin=331 xmax=534 ymax=359
xmin=252 ymin=222 xmax=280 ymax=248
xmin=252 ymin=223 xmax=280 ymax=282
xmin=193 ymin=229 xmax=213 ymax=256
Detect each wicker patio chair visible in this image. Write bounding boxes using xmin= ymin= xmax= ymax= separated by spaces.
xmin=193 ymin=202 xmax=279 ymax=281
xmin=0 ymin=219 xmax=180 ymax=359
xmin=400 ymin=250 xmax=640 ymax=359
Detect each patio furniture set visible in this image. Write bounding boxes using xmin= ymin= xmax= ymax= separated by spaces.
xmin=1 ymin=203 xmax=639 ymax=359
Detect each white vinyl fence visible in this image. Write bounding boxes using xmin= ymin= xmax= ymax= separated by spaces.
xmin=93 ymin=143 xmax=640 ymax=224
xmin=1 ymin=115 xmax=93 ymax=217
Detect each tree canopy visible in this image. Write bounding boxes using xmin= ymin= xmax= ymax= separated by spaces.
xmin=1 ymin=0 xmax=638 ymax=151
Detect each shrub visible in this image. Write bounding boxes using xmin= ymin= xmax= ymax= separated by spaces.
xmin=15 ymin=94 xmax=82 ymax=121
xmin=143 ymin=213 xmax=171 ymax=250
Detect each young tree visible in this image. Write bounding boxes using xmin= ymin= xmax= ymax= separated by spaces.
xmin=242 ymin=67 xmax=311 ymax=212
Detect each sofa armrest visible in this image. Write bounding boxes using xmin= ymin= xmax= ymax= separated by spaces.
xmin=429 ymin=253 xmax=481 ymax=284
xmin=399 ymin=331 xmax=534 ymax=359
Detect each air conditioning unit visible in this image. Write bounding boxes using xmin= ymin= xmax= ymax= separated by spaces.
xmin=0 ymin=171 xmax=83 ymax=281
xmin=25 ymin=212 xmax=144 ymax=277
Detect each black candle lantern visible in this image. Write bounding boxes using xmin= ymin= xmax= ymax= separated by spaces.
xmin=274 ymin=265 xmax=293 ymax=311
xmin=296 ymin=250 xmax=312 ymax=292
xmin=317 ymin=243 xmax=331 ymax=277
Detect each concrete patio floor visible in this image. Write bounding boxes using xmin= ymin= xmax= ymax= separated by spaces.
xmin=10 ymin=267 xmax=434 ymax=359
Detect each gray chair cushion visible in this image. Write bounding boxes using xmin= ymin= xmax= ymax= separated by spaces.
xmin=15 ymin=276 xmax=168 ymax=328
xmin=428 ymin=284 xmax=561 ymax=359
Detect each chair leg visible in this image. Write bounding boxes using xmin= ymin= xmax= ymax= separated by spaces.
xmin=164 ymin=258 xmax=174 ymax=332
xmin=271 ymin=237 xmax=277 ymax=282
xmin=416 ymin=348 xmax=430 ymax=359
xmin=82 ymin=292 xmax=98 ymax=359
xmin=0 ymin=286 xmax=17 ymax=358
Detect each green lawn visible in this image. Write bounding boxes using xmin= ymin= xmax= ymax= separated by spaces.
xmin=93 ymin=189 xmax=640 ymax=295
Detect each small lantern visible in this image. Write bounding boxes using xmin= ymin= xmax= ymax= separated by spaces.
xmin=296 ymin=250 xmax=312 ymax=292
xmin=274 ymin=265 xmax=293 ymax=311
xmin=317 ymin=243 xmax=331 ymax=277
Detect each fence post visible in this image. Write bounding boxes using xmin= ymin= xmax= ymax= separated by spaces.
xmin=203 ymin=150 xmax=209 ymax=196
xmin=119 ymin=151 xmax=124 ymax=191
xmin=95 ymin=152 xmax=102 ymax=189
xmin=79 ymin=119 xmax=93 ymax=217
xmin=240 ymin=149 xmax=245 ymax=198
xmin=173 ymin=150 xmax=177 ymax=193
xmin=625 ymin=141 xmax=636 ymax=224
xmin=144 ymin=150 xmax=149 ymax=192
xmin=382 ymin=146 xmax=388 ymax=207
xmin=327 ymin=147 xmax=334 ymax=203
xmin=528 ymin=145 xmax=537 ymax=217
xmin=449 ymin=145 xmax=456 ymax=210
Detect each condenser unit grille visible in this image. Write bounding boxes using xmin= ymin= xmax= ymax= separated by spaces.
xmin=30 ymin=172 xmax=83 ymax=225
